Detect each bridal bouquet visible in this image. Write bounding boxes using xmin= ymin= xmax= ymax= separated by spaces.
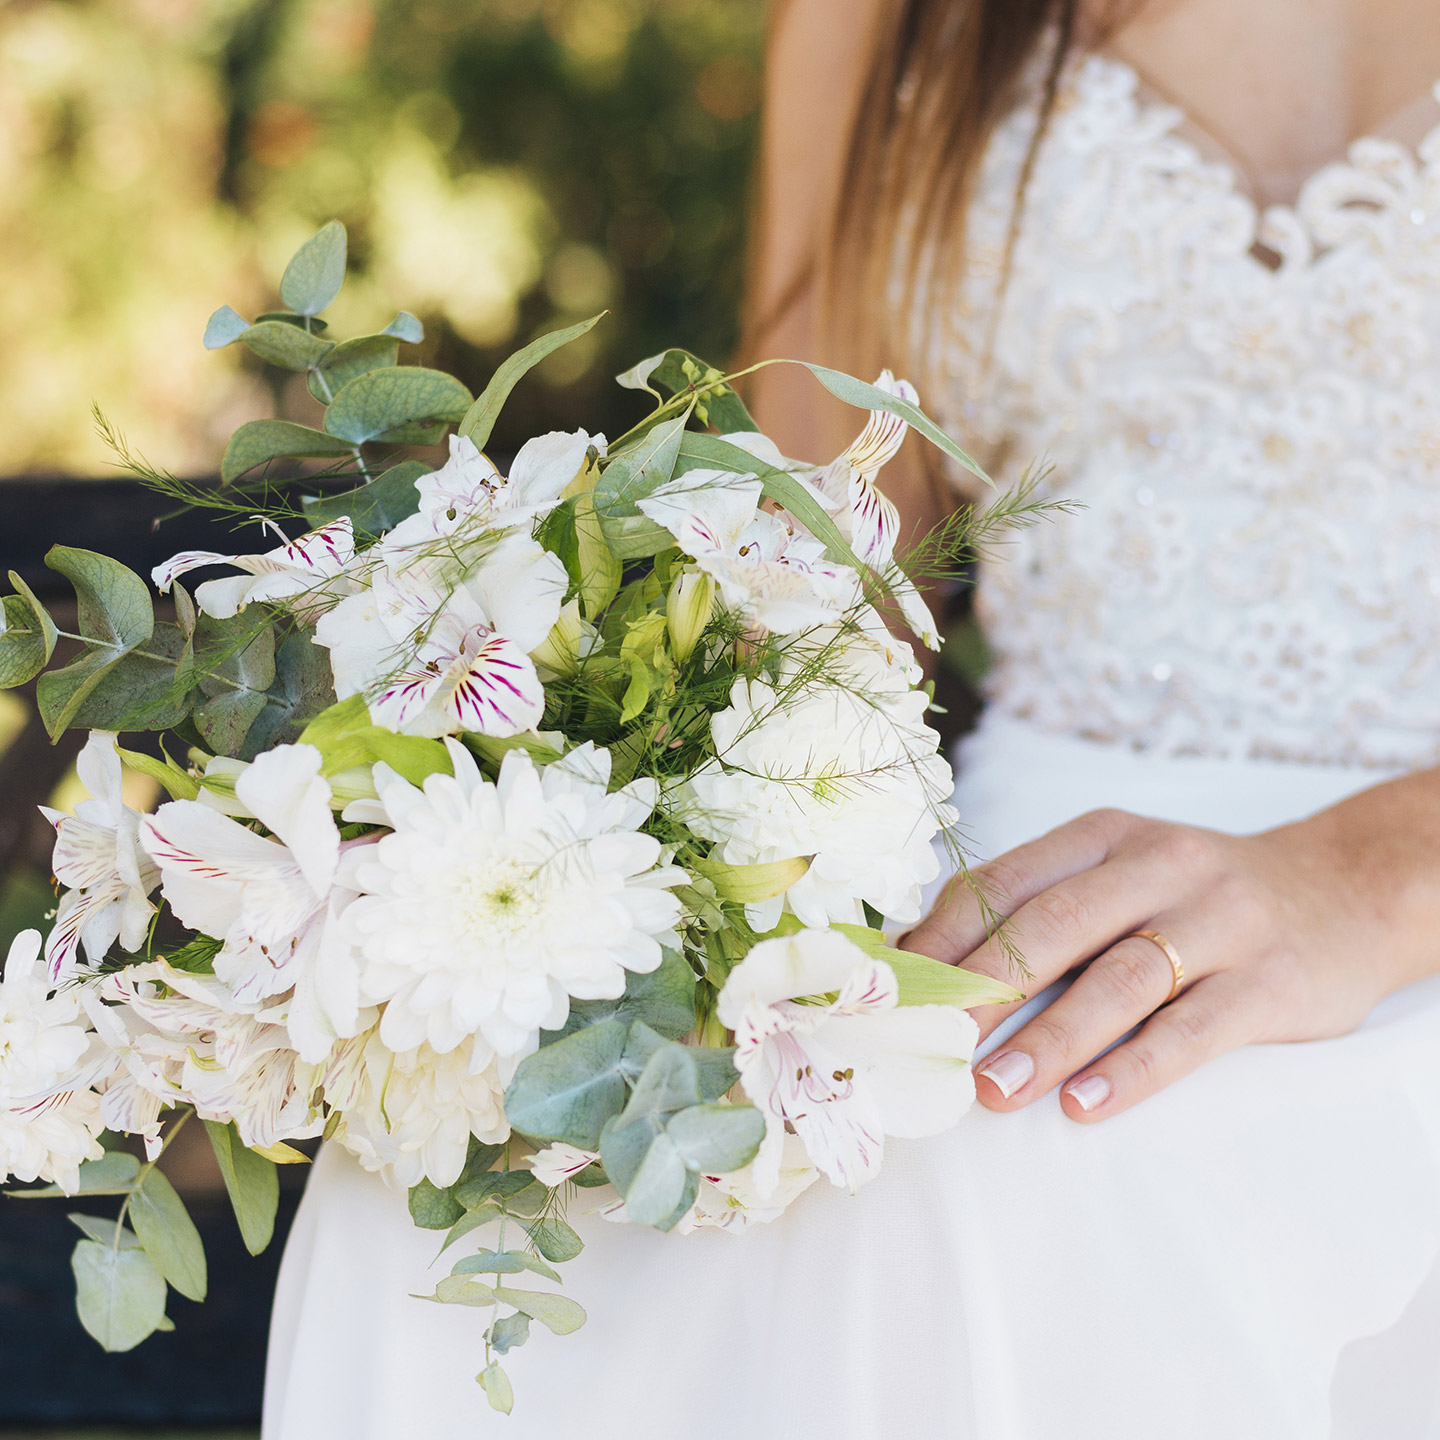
xmin=0 ymin=223 xmax=1020 ymax=1412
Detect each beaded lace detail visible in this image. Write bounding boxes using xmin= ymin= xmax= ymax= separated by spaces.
xmin=944 ymin=53 xmax=1440 ymax=767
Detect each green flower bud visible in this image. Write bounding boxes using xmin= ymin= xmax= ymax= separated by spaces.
xmin=666 ymin=569 xmax=714 ymax=662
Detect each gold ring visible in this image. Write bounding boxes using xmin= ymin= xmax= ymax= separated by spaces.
xmin=1130 ymin=929 xmax=1185 ymax=1004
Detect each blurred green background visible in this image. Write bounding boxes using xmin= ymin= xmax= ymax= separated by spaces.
xmin=0 ymin=0 xmax=766 ymax=478
xmin=0 ymin=4 xmax=765 ymax=1434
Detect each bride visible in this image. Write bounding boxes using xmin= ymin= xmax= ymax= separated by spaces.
xmin=264 ymin=0 xmax=1440 ymax=1434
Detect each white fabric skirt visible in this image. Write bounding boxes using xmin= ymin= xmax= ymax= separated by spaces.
xmin=263 ymin=716 xmax=1440 ymax=1439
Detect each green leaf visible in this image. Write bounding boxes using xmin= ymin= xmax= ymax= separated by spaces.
xmin=72 ymin=1239 xmax=168 ymax=1353
xmin=0 ymin=594 xmax=51 ymax=688
xmin=601 ymin=1120 xmax=687 ymax=1226
xmin=485 ymin=1311 xmax=531 ymax=1356
xmin=438 ymin=1202 xmax=502 ymax=1252
xmin=557 ymin=948 xmax=697 ymax=1042
xmin=203 ymin=305 xmax=250 ymax=349
xmin=240 ymin=631 xmax=337 ymax=759
xmin=665 ymin=1103 xmax=765 ymax=1175
xmin=830 ymin=923 xmax=1026 ymax=1008
xmin=129 ymin=1167 xmax=207 ymax=1302
xmin=192 ymin=612 xmax=277 ymax=757
xmin=503 ymin=1017 xmax=631 ymax=1149
xmin=324 ymin=367 xmax=471 ymax=446
xmin=307 ymin=334 xmax=399 ymax=404
xmin=299 ymin=693 xmax=451 ymax=784
xmin=691 ymin=855 xmax=810 ymax=904
xmin=66 ymin=623 xmax=191 ymax=733
xmin=616 ymin=1039 xmax=701 ymax=1125
xmin=254 ymin=311 xmax=329 ymax=332
xmin=802 ymin=363 xmax=992 ymax=487
xmin=203 ymin=1119 xmax=278 ymax=1255
xmin=280 ymin=220 xmax=348 ymax=316
xmin=479 ymin=1361 xmax=514 ymax=1415
xmin=409 ymin=1178 xmax=465 ymax=1231
xmin=302 ymin=460 xmax=429 ymax=537
xmin=459 ymin=313 xmax=606 ymax=450
xmin=383 ymin=311 xmax=425 ymax=343
xmin=431 ymin=1275 xmax=496 ymax=1306
xmin=619 ymin=1020 xmax=737 ymax=1101
xmin=193 ymin=690 xmax=266 ymax=757
xmin=616 ymin=348 xmax=759 ymax=433
xmin=454 ymin=1168 xmax=534 ymax=1212
xmin=115 ymin=743 xmax=200 ymax=800
xmin=221 ymin=419 xmax=356 ymax=484
xmin=522 ymin=1217 xmax=583 ymax=1264
xmin=68 ymin=1214 xmax=141 ymax=1246
xmin=72 ymin=1151 xmax=141 ymax=1192
xmin=594 ymin=410 xmax=688 ymax=523
xmin=453 ymin=1249 xmax=562 ymax=1285
xmin=239 ymin=320 xmax=334 ymax=371
xmin=492 ymin=1286 xmax=586 ymax=1336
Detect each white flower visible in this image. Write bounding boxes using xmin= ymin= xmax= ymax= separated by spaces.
xmin=680 ymin=677 xmax=956 ymax=929
xmin=93 ymin=960 xmax=321 ymax=1151
xmin=315 ymin=530 xmax=566 ymax=738
xmin=152 ymin=517 xmax=358 ymax=621
xmin=139 ymin=743 xmax=360 ymax=1062
xmin=716 ymin=928 xmax=978 ymax=1196
xmin=0 ymin=931 xmax=106 ymax=1190
xmin=382 ymin=430 xmax=601 ymax=557
xmin=529 ymin=1141 xmax=601 ymax=1187
xmin=674 ymin=1135 xmax=820 ymax=1234
xmin=40 ymin=731 xmax=160 ymax=981
xmin=638 ymin=468 xmax=859 ymax=635
xmin=341 ymin=740 xmax=687 ymax=1064
xmin=330 ymin=1027 xmax=508 ymax=1189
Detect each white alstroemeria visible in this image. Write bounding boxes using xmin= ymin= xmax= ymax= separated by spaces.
xmin=812 ymin=372 xmax=940 ymax=646
xmin=40 ymin=731 xmax=160 ymax=981
xmin=139 ymin=743 xmax=361 ymax=1062
xmin=341 ymin=740 xmax=687 ymax=1065
xmin=529 ymin=1141 xmax=601 ymax=1187
xmin=680 ymin=677 xmax=956 ymax=929
xmin=95 ymin=960 xmax=321 ymax=1150
xmin=330 ymin=1027 xmax=508 ymax=1189
xmin=717 ymin=928 xmax=977 ymax=1197
xmin=0 ymin=932 xmax=106 ymax=1189
xmin=152 ymin=516 xmax=358 ymax=621
xmin=382 ymin=430 xmax=602 ymax=559
xmin=315 ymin=530 xmax=565 ymax=739
xmin=638 ymin=468 xmax=859 ymax=635
xmin=675 ymin=1134 xmax=820 ymax=1234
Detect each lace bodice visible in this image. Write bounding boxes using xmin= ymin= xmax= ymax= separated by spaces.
xmin=943 ymin=53 xmax=1440 ymax=767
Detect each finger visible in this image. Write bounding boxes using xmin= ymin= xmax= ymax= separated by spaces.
xmin=972 ymin=932 xmax=1192 ymax=1109
xmin=904 ymin=808 xmax=1128 ymax=962
xmin=1057 ymin=971 xmax=1254 ymax=1123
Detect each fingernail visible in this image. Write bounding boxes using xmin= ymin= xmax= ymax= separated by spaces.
xmin=976 ymin=1050 xmax=1035 ymax=1099
xmin=1066 ymin=1074 xmax=1112 ymax=1112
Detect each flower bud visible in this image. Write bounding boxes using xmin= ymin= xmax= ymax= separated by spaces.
xmin=530 ymin=598 xmax=586 ymax=679
xmin=666 ymin=570 xmax=714 ymax=662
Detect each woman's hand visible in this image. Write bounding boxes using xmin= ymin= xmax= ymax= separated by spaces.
xmin=900 ymin=771 xmax=1440 ymax=1121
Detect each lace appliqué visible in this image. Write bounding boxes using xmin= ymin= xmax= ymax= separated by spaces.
xmin=942 ymin=55 xmax=1440 ymax=768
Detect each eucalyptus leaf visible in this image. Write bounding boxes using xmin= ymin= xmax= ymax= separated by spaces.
xmin=454 ymin=1167 xmax=534 ymax=1212
xmin=68 ymin=1214 xmax=141 ymax=1247
xmin=279 ymin=220 xmax=347 ymax=317
xmin=66 ymin=623 xmax=192 ymax=733
xmin=301 ymin=461 xmax=429 ymax=537
xmin=129 ymin=1166 xmax=207 ymax=1302
xmin=608 ymin=1126 xmax=688 ymax=1227
xmin=324 ymin=367 xmax=471 ymax=446
xmin=453 ymin=1249 xmax=562 ymax=1285
xmin=0 ymin=594 xmax=51 ymax=688
xmin=221 ymin=420 xmax=356 ymax=484
xmin=240 ymin=632 xmax=337 ymax=759
xmin=192 ymin=612 xmax=276 ymax=754
xmin=383 ymin=311 xmax=425 ymax=343
xmin=72 ymin=1239 xmax=168 ymax=1353
xmin=503 ymin=1017 xmax=631 ymax=1149
xmin=254 ymin=311 xmax=329 ymax=332
xmin=664 ymin=1103 xmax=765 ymax=1175
xmin=480 ymin=1361 xmax=514 ymax=1415
xmin=522 ymin=1216 xmax=583 ymax=1264
xmin=204 ymin=1119 xmax=278 ymax=1255
xmin=618 ymin=1021 xmax=735 ymax=1101
xmin=409 ymin=1178 xmax=465 ymax=1231
xmin=193 ymin=688 xmax=268 ymax=758
xmin=10 ymin=570 xmax=58 ymax=660
xmin=486 ymin=1311 xmax=531 ymax=1356
xmin=459 ymin=313 xmax=605 ymax=450
xmin=438 ymin=1202 xmax=502 ymax=1252
xmin=239 ymin=320 xmax=334 ymax=371
xmin=307 ymin=334 xmax=399 ymax=404
xmin=432 ymin=1275 xmax=497 ymax=1306
xmin=555 ymin=948 xmax=697 ymax=1042
xmin=616 ymin=1039 xmax=701 ymax=1126
xmin=203 ymin=305 xmax=251 ymax=350
xmin=492 ymin=1286 xmax=586 ymax=1335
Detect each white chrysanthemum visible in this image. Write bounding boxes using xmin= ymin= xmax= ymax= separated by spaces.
xmin=40 ymin=731 xmax=160 ymax=981
xmin=0 ymin=931 xmax=106 ymax=1190
xmin=341 ymin=740 xmax=687 ymax=1063
xmin=329 ymin=1028 xmax=508 ymax=1189
xmin=680 ymin=673 xmax=955 ymax=929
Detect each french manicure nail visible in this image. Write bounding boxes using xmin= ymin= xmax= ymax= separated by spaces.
xmin=1066 ymin=1074 xmax=1112 ymax=1112
xmin=977 ymin=1050 xmax=1035 ymax=1099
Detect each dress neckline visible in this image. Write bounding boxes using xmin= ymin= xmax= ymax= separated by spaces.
xmin=1082 ymin=49 xmax=1440 ymax=269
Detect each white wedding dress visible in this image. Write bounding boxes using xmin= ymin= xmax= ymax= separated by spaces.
xmin=264 ymin=53 xmax=1440 ymax=1439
